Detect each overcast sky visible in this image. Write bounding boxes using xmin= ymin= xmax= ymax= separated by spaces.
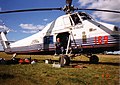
xmin=0 ymin=0 xmax=120 ymax=51
xmin=78 ymin=0 xmax=120 ymax=23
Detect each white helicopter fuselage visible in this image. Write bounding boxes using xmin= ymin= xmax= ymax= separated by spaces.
xmin=1 ymin=12 xmax=119 ymax=54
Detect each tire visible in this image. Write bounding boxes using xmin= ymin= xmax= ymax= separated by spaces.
xmin=89 ymin=55 xmax=99 ymax=64
xmin=59 ymin=55 xmax=70 ymax=66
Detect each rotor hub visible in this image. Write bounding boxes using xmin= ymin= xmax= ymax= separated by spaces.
xmin=63 ymin=5 xmax=75 ymax=14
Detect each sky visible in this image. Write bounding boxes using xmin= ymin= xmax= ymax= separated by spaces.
xmin=0 ymin=0 xmax=120 ymax=51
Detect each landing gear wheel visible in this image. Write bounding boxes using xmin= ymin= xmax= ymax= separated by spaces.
xmin=89 ymin=55 xmax=99 ymax=64
xmin=59 ymin=55 xmax=70 ymax=66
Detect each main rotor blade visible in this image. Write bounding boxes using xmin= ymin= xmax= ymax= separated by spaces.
xmin=77 ymin=8 xmax=120 ymax=13
xmin=0 ymin=8 xmax=62 ymax=14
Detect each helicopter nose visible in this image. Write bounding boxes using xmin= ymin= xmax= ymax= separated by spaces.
xmin=111 ymin=26 xmax=120 ymax=49
xmin=113 ymin=26 xmax=119 ymax=31
xmin=111 ymin=26 xmax=120 ymax=35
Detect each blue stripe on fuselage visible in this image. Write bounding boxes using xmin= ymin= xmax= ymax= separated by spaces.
xmin=5 ymin=35 xmax=119 ymax=53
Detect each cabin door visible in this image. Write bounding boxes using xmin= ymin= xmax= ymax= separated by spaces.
xmin=56 ymin=32 xmax=70 ymax=53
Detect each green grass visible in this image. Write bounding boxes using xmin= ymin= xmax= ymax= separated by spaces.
xmin=0 ymin=52 xmax=119 ymax=85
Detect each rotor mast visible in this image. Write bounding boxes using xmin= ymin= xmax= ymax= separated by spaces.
xmin=63 ymin=0 xmax=75 ymax=14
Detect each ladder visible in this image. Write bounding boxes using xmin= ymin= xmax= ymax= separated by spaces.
xmin=66 ymin=31 xmax=77 ymax=55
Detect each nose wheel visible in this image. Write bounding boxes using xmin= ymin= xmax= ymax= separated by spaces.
xmin=59 ymin=55 xmax=70 ymax=66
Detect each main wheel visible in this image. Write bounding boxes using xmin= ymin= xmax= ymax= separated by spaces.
xmin=59 ymin=55 xmax=70 ymax=66
xmin=89 ymin=55 xmax=99 ymax=64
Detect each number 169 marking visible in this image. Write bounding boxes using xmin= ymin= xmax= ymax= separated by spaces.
xmin=94 ymin=36 xmax=108 ymax=44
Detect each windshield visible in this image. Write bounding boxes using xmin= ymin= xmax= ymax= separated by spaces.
xmin=71 ymin=14 xmax=82 ymax=25
xmin=79 ymin=12 xmax=92 ymax=20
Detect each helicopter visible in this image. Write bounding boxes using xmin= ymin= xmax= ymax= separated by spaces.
xmin=0 ymin=0 xmax=119 ymax=65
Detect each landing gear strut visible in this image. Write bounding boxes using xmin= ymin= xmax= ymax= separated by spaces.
xmin=11 ymin=53 xmax=17 ymax=59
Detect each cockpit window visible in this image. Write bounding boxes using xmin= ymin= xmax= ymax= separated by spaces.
xmin=71 ymin=14 xmax=82 ymax=25
xmin=79 ymin=12 xmax=92 ymax=20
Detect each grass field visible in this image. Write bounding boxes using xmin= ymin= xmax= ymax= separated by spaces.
xmin=0 ymin=52 xmax=119 ymax=85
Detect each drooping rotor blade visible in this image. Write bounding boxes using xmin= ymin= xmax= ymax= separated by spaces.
xmin=66 ymin=0 xmax=72 ymax=6
xmin=76 ymin=8 xmax=120 ymax=13
xmin=0 ymin=8 xmax=62 ymax=14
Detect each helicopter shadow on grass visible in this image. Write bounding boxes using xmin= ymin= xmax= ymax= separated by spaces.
xmin=52 ymin=60 xmax=120 ymax=66
xmin=70 ymin=60 xmax=120 ymax=66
